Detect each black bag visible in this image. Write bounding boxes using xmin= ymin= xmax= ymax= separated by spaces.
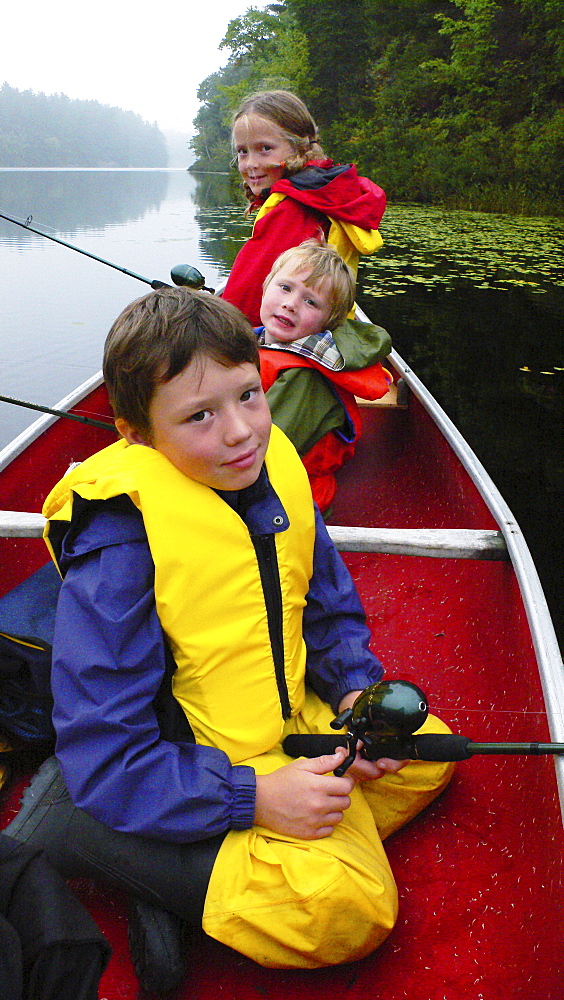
xmin=0 ymin=632 xmax=54 ymax=748
xmin=0 ymin=833 xmax=111 ymax=1000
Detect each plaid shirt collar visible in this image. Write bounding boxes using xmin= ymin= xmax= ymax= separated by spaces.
xmin=258 ymin=328 xmax=345 ymax=371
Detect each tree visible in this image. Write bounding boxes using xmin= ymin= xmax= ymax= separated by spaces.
xmin=284 ymin=0 xmax=372 ymax=130
xmin=0 ymin=83 xmax=167 ymax=167
xmin=219 ymin=5 xmax=284 ymax=63
xmin=190 ymin=63 xmax=251 ymax=170
xmin=190 ymin=3 xmax=309 ymax=171
xmin=190 ymin=0 xmax=564 ymax=209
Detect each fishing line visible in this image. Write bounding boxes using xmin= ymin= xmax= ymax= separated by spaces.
xmin=21 ymin=214 xmax=59 ymax=235
xmin=1 ymin=211 xmax=212 ymax=291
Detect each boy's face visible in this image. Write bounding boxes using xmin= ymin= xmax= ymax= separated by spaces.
xmin=260 ymin=263 xmax=333 ymax=345
xmin=118 ymin=356 xmax=271 ymax=491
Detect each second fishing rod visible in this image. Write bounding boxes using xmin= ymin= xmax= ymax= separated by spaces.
xmin=0 ymin=210 xmax=215 ymax=427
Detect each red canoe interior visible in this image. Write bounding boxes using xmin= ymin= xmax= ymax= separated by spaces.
xmin=0 ymin=383 xmax=562 ymax=1000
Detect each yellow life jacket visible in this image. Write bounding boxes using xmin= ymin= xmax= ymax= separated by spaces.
xmin=43 ymin=425 xmax=315 ymax=764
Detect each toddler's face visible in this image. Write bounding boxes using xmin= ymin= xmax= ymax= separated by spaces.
xmin=233 ymin=114 xmax=294 ymax=197
xmin=120 ymin=356 xmax=271 ymax=491
xmin=260 ymin=263 xmax=333 ymax=345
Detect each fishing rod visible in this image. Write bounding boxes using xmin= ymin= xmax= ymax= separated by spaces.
xmin=0 ymin=394 xmax=117 ymax=432
xmin=1 ymin=213 xmax=215 ymax=424
xmin=0 ymin=263 xmax=212 ymax=424
xmin=0 ymin=210 xmax=216 ymax=293
xmin=282 ymin=680 xmax=564 ymax=775
xmin=0 ymin=210 xmax=170 ymax=289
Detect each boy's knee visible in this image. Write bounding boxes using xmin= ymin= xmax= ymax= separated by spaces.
xmin=204 ymin=830 xmax=398 ymax=968
xmin=363 ymin=714 xmax=456 ymax=840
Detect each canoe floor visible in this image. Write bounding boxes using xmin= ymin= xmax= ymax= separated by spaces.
xmin=0 ymin=386 xmax=562 ymax=999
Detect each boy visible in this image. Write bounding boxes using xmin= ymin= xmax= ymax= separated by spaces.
xmin=257 ymin=240 xmax=392 ymax=511
xmin=6 ymin=288 xmax=453 ymax=991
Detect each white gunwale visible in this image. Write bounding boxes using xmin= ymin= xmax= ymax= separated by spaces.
xmin=0 ymin=371 xmax=104 ymax=473
xmin=369 ymin=332 xmax=564 ymax=809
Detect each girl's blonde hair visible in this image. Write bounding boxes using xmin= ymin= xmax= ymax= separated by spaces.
xmin=263 ymin=239 xmax=355 ymax=330
xmin=232 ymin=90 xmax=326 ymax=201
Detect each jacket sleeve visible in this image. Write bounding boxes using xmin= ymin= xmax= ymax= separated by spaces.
xmin=303 ymin=508 xmax=384 ymax=712
xmin=51 ymin=531 xmax=256 ymax=843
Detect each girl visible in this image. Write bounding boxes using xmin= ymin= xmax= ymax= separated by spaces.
xmin=222 ymin=90 xmax=386 ymax=326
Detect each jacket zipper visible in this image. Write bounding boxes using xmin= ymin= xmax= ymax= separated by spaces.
xmin=251 ymin=533 xmax=291 ymax=719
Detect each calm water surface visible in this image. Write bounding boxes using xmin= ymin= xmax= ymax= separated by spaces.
xmin=1 ymin=169 xmax=562 ymax=647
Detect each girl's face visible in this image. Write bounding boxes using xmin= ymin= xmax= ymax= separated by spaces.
xmin=233 ymin=114 xmax=294 ymax=197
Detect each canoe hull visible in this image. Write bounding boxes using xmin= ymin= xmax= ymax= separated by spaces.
xmin=0 ymin=362 xmax=562 ymax=999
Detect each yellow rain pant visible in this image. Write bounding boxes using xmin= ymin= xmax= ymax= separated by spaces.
xmin=203 ymin=691 xmax=454 ymax=968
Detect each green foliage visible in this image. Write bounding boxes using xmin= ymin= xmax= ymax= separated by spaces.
xmin=328 ymin=0 xmax=564 ymax=208
xmin=191 ymin=0 xmax=564 ymax=212
xmin=190 ymin=3 xmax=310 ymax=173
xmin=219 ymin=6 xmax=284 ymax=63
xmin=190 ymin=63 xmax=252 ymax=172
xmin=284 ymin=0 xmax=372 ymax=124
xmin=0 ymin=84 xmax=167 ymax=167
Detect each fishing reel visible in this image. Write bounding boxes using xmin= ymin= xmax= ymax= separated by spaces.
xmin=283 ymin=678 xmax=564 ymax=773
xmin=170 ymin=263 xmax=215 ymax=294
xmin=329 ymin=680 xmax=428 ymax=776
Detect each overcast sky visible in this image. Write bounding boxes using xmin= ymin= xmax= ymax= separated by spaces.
xmin=2 ymin=0 xmax=271 ymax=136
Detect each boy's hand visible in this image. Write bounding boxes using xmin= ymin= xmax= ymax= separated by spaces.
xmin=337 ymin=689 xmax=409 ymax=782
xmin=254 ymin=747 xmax=354 ymax=840
xmin=343 ymin=754 xmax=408 ymax=783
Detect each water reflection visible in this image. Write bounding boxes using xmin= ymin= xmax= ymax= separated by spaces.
xmin=0 ymin=169 xmax=227 ymax=451
xmin=189 ymin=172 xmax=235 ymax=210
xmin=0 ymin=169 xmax=169 ymax=234
xmin=360 ymin=204 xmax=564 ymax=295
xmin=355 ymin=280 xmax=563 ymax=648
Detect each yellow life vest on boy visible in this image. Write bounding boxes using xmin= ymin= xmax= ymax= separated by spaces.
xmin=43 ymin=425 xmax=315 ymax=764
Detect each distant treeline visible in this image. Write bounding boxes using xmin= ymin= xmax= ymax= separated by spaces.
xmin=0 ymin=83 xmax=168 ymax=167
xmin=190 ymin=0 xmax=564 ymax=214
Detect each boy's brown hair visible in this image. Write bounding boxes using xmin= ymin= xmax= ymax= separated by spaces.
xmin=103 ymin=287 xmax=259 ymax=439
xmin=263 ymin=239 xmax=355 ymax=330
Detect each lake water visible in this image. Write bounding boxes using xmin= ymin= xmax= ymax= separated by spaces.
xmin=0 ymin=168 xmax=562 ymax=648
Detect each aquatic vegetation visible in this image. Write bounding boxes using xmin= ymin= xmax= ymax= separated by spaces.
xmin=358 ymin=205 xmax=564 ymax=297
xmin=196 ymin=200 xmax=564 ymax=301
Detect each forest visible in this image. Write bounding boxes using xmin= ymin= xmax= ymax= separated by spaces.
xmin=0 ymin=84 xmax=167 ymax=167
xmin=190 ymin=0 xmax=564 ymax=214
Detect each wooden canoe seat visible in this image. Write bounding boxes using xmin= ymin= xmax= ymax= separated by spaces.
xmin=0 ymin=511 xmax=508 ymax=560
xmin=0 ymin=511 xmax=45 ymax=537
xmin=355 ymin=378 xmax=409 ymax=409
xmin=328 ymin=525 xmax=508 ymax=560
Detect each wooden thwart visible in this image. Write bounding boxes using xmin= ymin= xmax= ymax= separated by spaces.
xmin=356 ymin=383 xmax=408 ymax=409
xmin=0 ymin=510 xmax=508 ymax=559
xmin=328 ymin=525 xmax=508 ymax=560
xmin=0 ymin=511 xmax=45 ymax=537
